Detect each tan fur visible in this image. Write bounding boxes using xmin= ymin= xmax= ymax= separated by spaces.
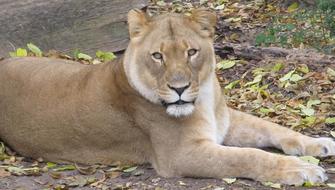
xmin=0 ymin=9 xmax=334 ymax=185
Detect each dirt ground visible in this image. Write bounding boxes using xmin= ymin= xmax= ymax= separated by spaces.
xmin=1 ymin=163 xmax=335 ymax=190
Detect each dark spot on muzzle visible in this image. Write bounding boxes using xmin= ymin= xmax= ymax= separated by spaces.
xmin=160 ymin=99 xmax=195 ymax=107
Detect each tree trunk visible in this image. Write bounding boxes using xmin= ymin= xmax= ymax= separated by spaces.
xmin=0 ymin=0 xmax=148 ymax=57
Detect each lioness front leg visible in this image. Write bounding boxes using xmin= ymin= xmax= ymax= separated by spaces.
xmin=172 ymin=142 xmax=327 ymax=185
xmin=224 ymin=108 xmax=335 ymax=157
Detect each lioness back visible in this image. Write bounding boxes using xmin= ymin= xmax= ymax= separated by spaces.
xmin=0 ymin=57 xmax=155 ymax=164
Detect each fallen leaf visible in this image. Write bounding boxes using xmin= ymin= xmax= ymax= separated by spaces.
xmin=106 ymin=171 xmax=121 ymax=179
xmin=326 ymin=118 xmax=335 ymax=124
xmin=297 ymin=64 xmax=309 ymax=74
xmin=217 ymin=60 xmax=236 ymax=70
xmin=225 ymin=80 xmax=240 ymax=90
xmin=279 ymin=70 xmax=295 ymax=82
xmin=245 ymin=74 xmax=262 ymax=86
xmin=96 ymin=50 xmax=116 ymax=62
xmin=330 ymin=131 xmax=335 ymax=138
xmin=133 ymin=169 xmax=145 ymax=176
xmin=10 ymin=48 xmax=28 ymax=57
xmin=27 ymin=43 xmax=42 ymax=57
xmin=290 ymin=74 xmax=303 ymax=82
xmin=303 ymin=181 xmax=319 ymax=187
xmin=300 ymin=156 xmax=319 ymax=165
xmin=272 ymin=63 xmax=284 ymax=72
xmin=222 ymin=178 xmax=236 ymax=184
xmin=299 ymin=105 xmax=315 ymax=116
xmin=77 ymin=53 xmax=92 ymax=61
xmin=49 ymin=171 xmax=62 ymax=179
xmin=326 ymin=168 xmax=335 ymax=173
xmin=307 ymin=99 xmax=321 ymax=108
xmin=53 ymin=164 xmax=76 ymax=172
xmin=327 ymin=183 xmax=335 ymax=188
xmin=7 ymin=166 xmax=26 ymax=176
xmin=123 ymin=166 xmax=137 ymax=173
xmin=215 ymin=4 xmax=225 ymax=10
xmin=261 ymin=181 xmax=281 ymax=189
xmin=287 ymin=2 xmax=299 ymax=12
xmin=46 ymin=162 xmax=57 ymax=169
xmin=178 ymin=181 xmax=187 ymax=186
xmin=75 ymin=163 xmax=97 ymax=175
xmin=327 ymin=68 xmax=335 ymax=77
xmin=68 ymin=176 xmax=88 ymax=187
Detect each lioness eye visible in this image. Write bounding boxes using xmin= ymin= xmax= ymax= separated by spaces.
xmin=152 ymin=52 xmax=163 ymax=60
xmin=187 ymin=49 xmax=198 ymax=56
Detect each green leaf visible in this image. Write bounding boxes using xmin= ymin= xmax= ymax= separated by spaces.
xmin=77 ymin=53 xmax=92 ymax=61
xmin=10 ymin=48 xmax=28 ymax=57
xmin=297 ymin=64 xmax=309 ymax=74
xmin=222 ymin=178 xmax=236 ymax=184
xmin=73 ymin=49 xmax=80 ymax=59
xmin=279 ymin=70 xmax=295 ymax=82
xmin=96 ymin=50 xmax=117 ymax=62
xmin=289 ymin=74 xmax=303 ymax=82
xmin=303 ymin=181 xmax=321 ymax=187
xmin=123 ymin=166 xmax=137 ymax=173
xmin=259 ymin=107 xmax=275 ymax=114
xmin=217 ymin=60 xmax=236 ymax=70
xmin=46 ymin=162 xmax=57 ymax=169
xmin=307 ymin=99 xmax=321 ymax=108
xmin=326 ymin=118 xmax=335 ymax=124
xmin=245 ymin=74 xmax=262 ymax=86
xmin=17 ymin=48 xmax=28 ymax=57
xmin=272 ymin=63 xmax=284 ymax=72
xmin=302 ymin=116 xmax=316 ymax=126
xmin=0 ymin=142 xmax=10 ymax=161
xmin=7 ymin=166 xmax=26 ymax=175
xmin=27 ymin=43 xmax=42 ymax=57
xmin=53 ymin=165 xmax=76 ymax=172
xmin=299 ymin=105 xmax=315 ymax=116
xmin=300 ymin=156 xmax=319 ymax=165
xmin=224 ymin=80 xmax=240 ymax=90
xmin=288 ymin=2 xmax=299 ymax=12
xmin=261 ymin=182 xmax=281 ymax=189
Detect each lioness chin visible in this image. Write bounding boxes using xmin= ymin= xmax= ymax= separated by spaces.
xmin=0 ymin=9 xmax=334 ymax=185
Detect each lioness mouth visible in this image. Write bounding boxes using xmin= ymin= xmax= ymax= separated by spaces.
xmin=161 ymin=99 xmax=195 ymax=107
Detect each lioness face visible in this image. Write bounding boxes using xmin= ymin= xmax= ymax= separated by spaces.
xmin=125 ymin=9 xmax=217 ymax=117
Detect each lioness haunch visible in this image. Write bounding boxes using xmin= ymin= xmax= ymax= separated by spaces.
xmin=0 ymin=9 xmax=334 ymax=185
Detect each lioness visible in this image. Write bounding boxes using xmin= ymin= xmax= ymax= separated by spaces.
xmin=0 ymin=9 xmax=334 ymax=185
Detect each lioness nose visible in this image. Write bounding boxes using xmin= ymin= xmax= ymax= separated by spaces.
xmin=168 ymin=83 xmax=190 ymax=96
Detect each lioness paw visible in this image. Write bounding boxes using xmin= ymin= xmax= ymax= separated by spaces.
xmin=305 ymin=137 xmax=335 ymax=157
xmin=281 ymin=137 xmax=335 ymax=157
xmin=278 ymin=157 xmax=327 ymax=185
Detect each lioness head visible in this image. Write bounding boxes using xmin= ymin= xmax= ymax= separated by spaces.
xmin=124 ymin=9 xmax=217 ymax=117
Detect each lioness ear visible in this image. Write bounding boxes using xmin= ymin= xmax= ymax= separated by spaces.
xmin=127 ymin=9 xmax=149 ymax=39
xmin=190 ymin=9 xmax=217 ymax=38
